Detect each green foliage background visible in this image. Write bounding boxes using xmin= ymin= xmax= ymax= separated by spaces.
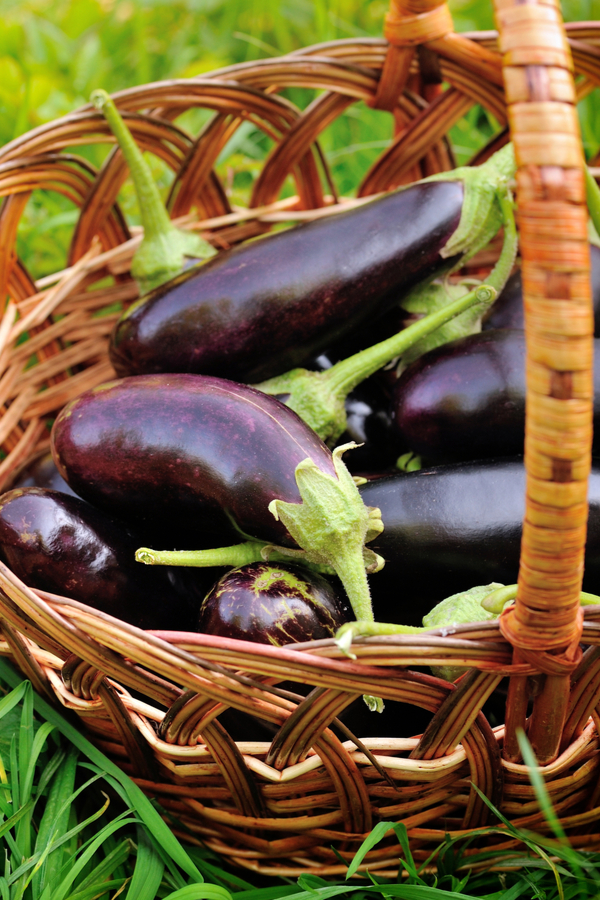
xmin=1 ymin=0 xmax=599 ymax=277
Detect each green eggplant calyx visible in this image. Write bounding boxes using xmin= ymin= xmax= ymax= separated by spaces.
xmin=91 ymin=88 xmax=216 ymax=294
xmin=395 ymin=192 xmax=517 ymax=370
xmin=423 ymin=582 xmax=508 ymax=682
xmin=422 ymin=582 xmax=504 ymax=631
xmin=268 ymin=444 xmax=381 ymax=624
xmin=256 ymin=284 xmax=495 ymax=445
xmin=423 ymin=142 xmax=516 ymax=265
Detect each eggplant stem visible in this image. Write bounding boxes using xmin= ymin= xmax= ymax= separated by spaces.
xmin=91 ymin=89 xmax=173 ymax=245
xmin=482 ymin=190 xmax=518 ymax=294
xmin=136 ymin=541 xmax=273 ymax=568
xmin=91 ymin=88 xmax=215 ymax=293
xmin=257 ymin=283 xmax=495 ymax=444
xmin=326 ymin=283 xmax=496 ymax=398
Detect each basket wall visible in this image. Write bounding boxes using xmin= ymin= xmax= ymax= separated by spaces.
xmin=0 ymin=8 xmax=600 ymax=877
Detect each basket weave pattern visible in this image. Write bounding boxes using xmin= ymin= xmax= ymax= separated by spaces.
xmin=1 ymin=0 xmax=600 ymax=876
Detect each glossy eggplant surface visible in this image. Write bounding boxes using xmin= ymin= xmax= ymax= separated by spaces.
xmin=51 ymin=374 xmax=337 ymax=548
xmin=359 ymin=459 xmax=600 ymax=625
xmin=109 ymin=181 xmax=463 ymax=383
xmin=0 ymin=487 xmax=216 ymax=629
xmin=391 ymin=329 xmax=600 ymax=464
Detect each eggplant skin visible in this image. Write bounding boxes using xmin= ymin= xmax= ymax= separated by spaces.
xmin=359 ymin=459 xmax=600 ymax=626
xmin=391 ymin=329 xmax=600 ymax=464
xmin=197 ymin=562 xmax=349 ymax=645
xmin=0 ymin=488 xmax=215 ymax=630
xmin=51 ymin=374 xmax=337 ymax=548
xmin=109 ymin=181 xmax=463 ymax=383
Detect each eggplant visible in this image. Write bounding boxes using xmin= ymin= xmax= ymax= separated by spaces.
xmin=50 ymin=374 xmax=337 ymax=547
xmin=359 ymin=459 xmax=600 ymax=626
xmin=482 ymin=244 xmax=600 ymax=333
xmin=197 ymin=562 xmax=349 ymax=645
xmin=391 ymin=329 xmax=600 ymax=464
xmin=0 ymin=487 xmax=216 ymax=630
xmin=109 ymin=181 xmax=465 ymax=383
xmin=50 ymin=373 xmax=380 ymax=624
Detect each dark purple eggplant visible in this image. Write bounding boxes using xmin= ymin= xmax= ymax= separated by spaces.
xmin=0 ymin=487 xmax=217 ymax=630
xmin=197 ymin=562 xmax=349 ymax=645
xmin=8 ymin=450 xmax=209 ymax=553
xmin=391 ymin=329 xmax=600 ymax=464
xmin=358 ymin=458 xmax=600 ymax=626
xmin=50 ymin=373 xmax=338 ymax=548
xmin=51 ymin=374 xmax=383 ymax=626
xmin=342 ymin=381 xmax=408 ymax=474
xmin=109 ymin=181 xmax=464 ymax=383
xmin=482 ymin=244 xmax=600 ymax=333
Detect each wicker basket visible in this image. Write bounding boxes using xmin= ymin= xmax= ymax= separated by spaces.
xmin=1 ymin=0 xmax=600 ymax=878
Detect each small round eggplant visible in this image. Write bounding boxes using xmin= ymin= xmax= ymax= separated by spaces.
xmin=391 ymin=329 xmax=600 ymax=464
xmin=0 ymin=488 xmax=216 ymax=630
xmin=109 ymin=181 xmax=464 ymax=383
xmin=482 ymin=244 xmax=600 ymax=333
xmin=359 ymin=458 xmax=600 ymax=625
xmin=197 ymin=562 xmax=349 ymax=645
xmin=50 ymin=373 xmax=337 ymax=548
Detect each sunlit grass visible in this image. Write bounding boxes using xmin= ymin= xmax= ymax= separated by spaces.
xmin=2 ymin=0 xmax=598 ymax=278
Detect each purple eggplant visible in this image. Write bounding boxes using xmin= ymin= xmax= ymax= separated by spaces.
xmin=109 ymin=181 xmax=464 ymax=383
xmin=391 ymin=329 xmax=600 ymax=464
xmin=197 ymin=562 xmax=349 ymax=645
xmin=0 ymin=487 xmax=216 ymax=629
xmin=50 ymin=373 xmax=381 ymax=626
xmin=50 ymin=373 xmax=336 ymax=547
xmin=482 ymin=244 xmax=600 ymax=333
xmin=360 ymin=459 xmax=600 ymax=626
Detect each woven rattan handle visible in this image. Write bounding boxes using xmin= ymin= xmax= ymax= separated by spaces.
xmin=381 ymin=0 xmax=592 ymax=764
xmin=495 ymin=0 xmax=592 ymax=764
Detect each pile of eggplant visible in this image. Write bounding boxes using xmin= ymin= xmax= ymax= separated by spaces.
xmin=3 ymin=91 xmax=600 ymax=673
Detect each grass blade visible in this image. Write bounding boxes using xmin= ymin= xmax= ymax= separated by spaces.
xmin=0 ymin=658 xmax=204 ymax=884
xmin=345 ymin=821 xmax=396 ymax=879
xmin=125 ymin=824 xmax=165 ymax=900
xmin=32 ymin=744 xmax=78 ymax=897
xmin=515 ymin=729 xmax=568 ymax=843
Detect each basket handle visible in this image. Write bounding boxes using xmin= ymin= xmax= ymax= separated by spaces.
xmin=495 ymin=0 xmax=592 ymax=765
xmin=380 ymin=0 xmax=593 ymax=764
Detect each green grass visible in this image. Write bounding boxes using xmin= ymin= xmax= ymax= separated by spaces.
xmin=3 ymin=0 xmax=600 ymax=279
